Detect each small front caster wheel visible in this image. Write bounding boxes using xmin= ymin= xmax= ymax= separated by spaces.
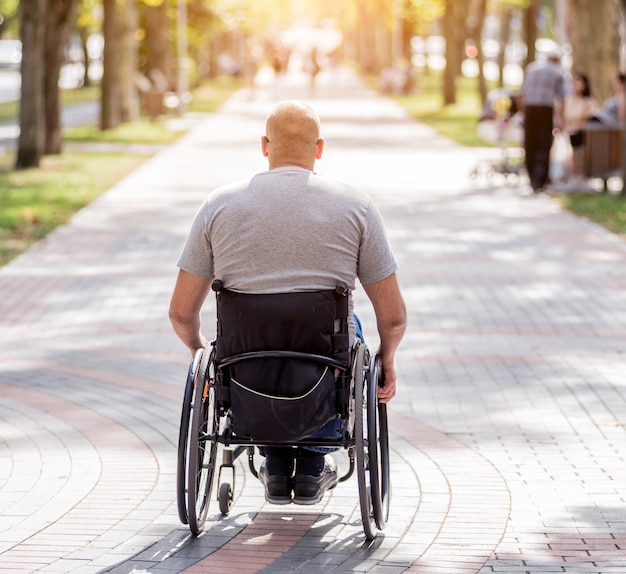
xmin=219 ymin=482 xmax=233 ymax=515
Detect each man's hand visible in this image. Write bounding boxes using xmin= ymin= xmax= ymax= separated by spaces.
xmin=377 ymin=360 xmax=396 ymax=403
xmin=363 ymin=273 xmax=407 ymax=404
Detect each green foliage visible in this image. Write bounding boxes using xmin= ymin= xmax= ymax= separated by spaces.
xmin=492 ymin=0 xmax=532 ymax=9
xmin=0 ymin=99 xmax=18 ymax=123
xmin=75 ymin=0 xmax=100 ymax=30
xmin=0 ymin=0 xmax=20 ymax=37
xmin=406 ymin=0 xmax=445 ymax=32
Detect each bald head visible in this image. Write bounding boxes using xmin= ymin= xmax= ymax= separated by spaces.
xmin=262 ymin=101 xmax=324 ymax=169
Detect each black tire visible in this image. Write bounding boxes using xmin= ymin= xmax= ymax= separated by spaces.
xmin=368 ymin=354 xmax=390 ymax=529
xmin=187 ymin=347 xmax=219 ymax=535
xmin=176 ymin=349 xmax=203 ymax=525
xmin=354 ymin=341 xmax=377 ymax=540
xmin=218 ymin=482 xmax=233 ymax=516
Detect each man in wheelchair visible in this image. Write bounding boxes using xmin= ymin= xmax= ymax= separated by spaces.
xmin=169 ymin=100 xmax=406 ymax=506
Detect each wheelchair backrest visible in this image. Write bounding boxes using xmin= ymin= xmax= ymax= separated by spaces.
xmin=215 ymin=287 xmax=349 ymax=362
xmin=212 ymin=285 xmax=350 ymax=442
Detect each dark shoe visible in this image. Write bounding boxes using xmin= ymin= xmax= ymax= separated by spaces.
xmin=259 ymin=462 xmax=292 ymax=505
xmin=293 ymin=455 xmax=338 ymax=505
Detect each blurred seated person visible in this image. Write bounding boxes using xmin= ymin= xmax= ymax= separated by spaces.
xmin=589 ymin=72 xmax=626 ymax=127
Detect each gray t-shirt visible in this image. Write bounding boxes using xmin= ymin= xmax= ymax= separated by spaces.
xmin=177 ymin=166 xmax=398 ymax=296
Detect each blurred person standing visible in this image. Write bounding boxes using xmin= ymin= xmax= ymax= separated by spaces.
xmin=306 ymin=46 xmax=321 ymax=89
xmin=520 ymin=49 xmax=567 ymax=193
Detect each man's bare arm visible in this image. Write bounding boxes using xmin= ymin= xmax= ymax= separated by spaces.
xmin=169 ymin=269 xmax=213 ymax=355
xmin=362 ymin=273 xmax=407 ymax=403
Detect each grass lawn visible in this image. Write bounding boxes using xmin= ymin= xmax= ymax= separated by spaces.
xmin=187 ymin=75 xmax=243 ymax=114
xmin=364 ymin=70 xmax=499 ymax=147
xmin=0 ymin=75 xmax=242 ymax=267
xmin=0 ymin=151 xmax=149 ymax=265
xmin=559 ymin=192 xmax=626 ymax=238
xmin=64 ymin=76 xmax=243 ymax=144
xmin=64 ymin=119 xmax=181 ymax=145
xmin=390 ymin=72 xmax=490 ymax=147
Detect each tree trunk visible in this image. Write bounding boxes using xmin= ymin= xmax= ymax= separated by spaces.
xmin=524 ymin=0 xmax=539 ymax=66
xmin=468 ymin=0 xmax=488 ymax=106
xmin=101 ymin=0 xmax=121 ymax=129
xmin=498 ymin=8 xmax=513 ymax=88
xmin=79 ymin=28 xmax=91 ymax=87
xmin=145 ymin=0 xmax=172 ymax=88
xmin=376 ymin=9 xmax=391 ymax=70
xmin=567 ymin=0 xmax=621 ymax=103
xmin=620 ymin=0 xmax=626 ymax=195
xmin=357 ymin=0 xmax=376 ymax=74
xmin=442 ymin=1 xmax=457 ymax=105
xmin=402 ymin=1 xmax=413 ymax=61
xmin=16 ymin=0 xmax=46 ymax=169
xmin=44 ymin=0 xmax=78 ymax=155
xmin=118 ymin=0 xmax=138 ymax=123
xmin=442 ymin=0 xmax=472 ymax=105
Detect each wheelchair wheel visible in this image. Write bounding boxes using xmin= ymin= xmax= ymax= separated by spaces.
xmin=186 ymin=346 xmax=219 ymax=535
xmin=355 ymin=346 xmax=391 ymax=539
xmin=176 ymin=348 xmax=203 ymax=525
xmin=368 ymin=354 xmax=390 ymax=530
xmin=354 ymin=341 xmax=378 ymax=540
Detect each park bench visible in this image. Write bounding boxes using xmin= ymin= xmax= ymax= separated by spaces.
xmin=583 ymin=123 xmax=624 ymax=188
xmin=135 ymin=69 xmax=178 ymax=119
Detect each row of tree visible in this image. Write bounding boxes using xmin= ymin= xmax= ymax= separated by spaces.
xmin=10 ymin=0 xmax=626 ymax=171
xmin=17 ymin=0 xmax=180 ymax=169
xmin=350 ymin=0 xmax=626 ymax=107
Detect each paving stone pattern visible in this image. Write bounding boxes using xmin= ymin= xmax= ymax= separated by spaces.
xmin=0 ymin=67 xmax=624 ymax=573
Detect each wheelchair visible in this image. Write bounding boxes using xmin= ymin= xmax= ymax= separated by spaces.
xmin=176 ymin=279 xmax=391 ymax=540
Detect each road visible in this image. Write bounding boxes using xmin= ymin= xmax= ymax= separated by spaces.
xmin=0 ymin=63 xmax=103 ymax=153
xmin=0 ymin=69 xmax=20 ymax=102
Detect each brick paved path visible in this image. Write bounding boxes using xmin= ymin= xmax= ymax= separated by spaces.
xmin=0 ymin=67 xmax=625 ymax=573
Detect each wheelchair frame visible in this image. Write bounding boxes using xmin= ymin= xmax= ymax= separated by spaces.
xmin=176 ymin=283 xmax=391 ymax=540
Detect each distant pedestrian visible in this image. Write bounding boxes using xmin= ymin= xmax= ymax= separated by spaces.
xmin=520 ymin=49 xmax=567 ymax=193
xmin=306 ymin=47 xmax=321 ymax=89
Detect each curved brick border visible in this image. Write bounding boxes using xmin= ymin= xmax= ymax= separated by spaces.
xmin=0 ymin=381 xmax=161 ymax=572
